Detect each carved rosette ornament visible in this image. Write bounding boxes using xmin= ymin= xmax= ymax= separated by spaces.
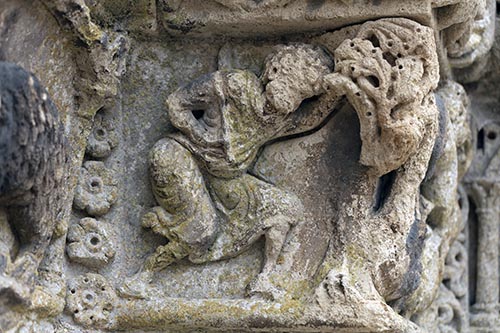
xmin=66 ymin=217 xmax=115 ymax=268
xmin=66 ymin=273 xmax=117 ymax=328
xmin=73 ymin=161 xmax=118 ymax=216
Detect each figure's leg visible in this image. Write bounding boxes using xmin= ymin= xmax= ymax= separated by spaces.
xmin=148 ymin=138 xmax=218 ymax=249
xmin=262 ymin=217 xmax=291 ymax=275
xmin=118 ymin=241 xmax=190 ymax=299
xmin=143 ymin=241 xmax=190 ymax=272
xmin=246 ymin=216 xmax=293 ymax=300
xmin=119 ymin=138 xmax=219 ymax=298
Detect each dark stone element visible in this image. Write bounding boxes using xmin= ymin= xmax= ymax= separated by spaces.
xmin=390 ymin=211 xmax=427 ymax=314
xmin=0 ymin=62 xmax=67 ymax=303
xmin=424 ymin=93 xmax=448 ymax=182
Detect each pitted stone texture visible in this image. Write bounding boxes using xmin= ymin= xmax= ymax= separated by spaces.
xmin=0 ymin=62 xmax=67 ymax=308
xmin=324 ymin=18 xmax=439 ymax=177
xmin=0 ymin=0 xmax=494 ymax=332
xmin=404 ymin=81 xmax=472 ymax=318
xmin=434 ymin=0 xmax=496 ymax=70
xmin=120 ymin=43 xmax=334 ymax=301
xmin=66 ymin=273 xmax=117 ymax=328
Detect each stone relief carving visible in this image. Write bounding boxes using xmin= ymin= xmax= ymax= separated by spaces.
xmin=120 ymin=43 xmax=336 ymax=299
xmin=85 ymin=110 xmax=119 ymax=159
xmin=0 ymin=62 xmax=68 ymax=324
xmin=73 ymin=161 xmax=118 ymax=216
xmin=66 ymin=217 xmax=115 ymax=268
xmin=404 ymin=80 xmax=472 ymax=318
xmin=434 ymin=0 xmax=496 ymax=81
xmin=65 ymin=273 xmax=117 ymax=327
xmin=1 ymin=0 xmax=500 ymax=332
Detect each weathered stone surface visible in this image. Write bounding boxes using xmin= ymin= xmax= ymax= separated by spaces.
xmin=0 ymin=1 xmax=499 ymax=332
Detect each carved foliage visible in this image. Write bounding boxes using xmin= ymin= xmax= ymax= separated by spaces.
xmin=324 ymin=18 xmax=439 ymax=176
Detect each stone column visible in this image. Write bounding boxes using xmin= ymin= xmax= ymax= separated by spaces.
xmin=470 ymin=181 xmax=500 ymax=328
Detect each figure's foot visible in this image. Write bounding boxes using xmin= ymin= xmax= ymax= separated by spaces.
xmin=0 ymin=273 xmax=32 ymax=305
xmin=117 ymin=271 xmax=153 ymax=299
xmin=246 ymin=274 xmax=284 ymax=301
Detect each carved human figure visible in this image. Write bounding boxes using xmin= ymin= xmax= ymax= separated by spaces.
xmin=120 ymin=44 xmax=338 ymax=299
xmin=0 ymin=62 xmax=67 ymax=304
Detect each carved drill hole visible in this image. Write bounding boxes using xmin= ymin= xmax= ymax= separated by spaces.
xmin=404 ymin=44 xmax=409 ymax=50
xmin=83 ymin=278 xmax=89 ymax=283
xmin=71 ymin=289 xmax=76 ymax=294
xmin=192 ymin=109 xmax=205 ymax=120
xmin=398 ymin=65 xmax=403 ymax=70
xmin=74 ymin=309 xmax=79 ymax=314
xmin=477 ymin=128 xmax=485 ymax=150
xmin=416 ymin=27 xmax=421 ymax=33
xmin=368 ymin=34 xmax=380 ymax=48
xmin=366 ymin=75 xmax=380 ymax=88
xmin=350 ymin=42 xmax=355 ymax=47
xmin=383 ymin=52 xmax=397 ymax=66
xmin=95 ymin=128 xmax=106 ymax=138
xmin=387 ymin=41 xmax=393 ymax=47
xmin=85 ymin=293 xmax=94 ymax=302
xmin=487 ymin=131 xmax=497 ymax=140
xmin=90 ymin=236 xmax=100 ymax=246
xmin=373 ymin=170 xmax=397 ymax=212
xmin=366 ymin=112 xmax=372 ymax=117
xmin=90 ymin=177 xmax=102 ymax=192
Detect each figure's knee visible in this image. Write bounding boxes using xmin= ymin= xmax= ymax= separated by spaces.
xmin=149 ymin=138 xmax=198 ymax=187
xmin=149 ymin=138 xmax=204 ymax=213
xmin=271 ymin=190 xmax=304 ymax=228
xmin=266 ymin=218 xmax=291 ymax=241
